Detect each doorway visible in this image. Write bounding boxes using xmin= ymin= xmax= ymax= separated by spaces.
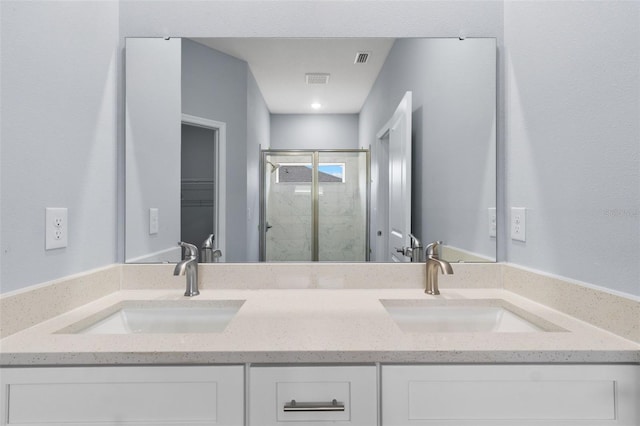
xmin=180 ymin=114 xmax=227 ymax=260
xmin=370 ymin=91 xmax=412 ymax=262
xmin=260 ymin=150 xmax=370 ymax=262
xmin=180 ymin=124 xmax=216 ymax=250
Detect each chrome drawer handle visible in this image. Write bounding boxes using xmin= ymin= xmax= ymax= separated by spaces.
xmin=284 ymin=399 xmax=345 ymax=412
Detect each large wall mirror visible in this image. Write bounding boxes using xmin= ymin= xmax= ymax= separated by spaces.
xmin=125 ymin=37 xmax=496 ymax=264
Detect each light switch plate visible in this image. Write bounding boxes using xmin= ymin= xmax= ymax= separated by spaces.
xmin=511 ymin=207 xmax=526 ymax=242
xmin=45 ymin=207 xmax=68 ymax=250
xmin=149 ymin=208 xmax=159 ymax=235
xmin=488 ymin=207 xmax=497 ymax=238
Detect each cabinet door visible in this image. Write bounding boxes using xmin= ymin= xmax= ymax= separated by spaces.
xmin=0 ymin=366 xmax=244 ymax=426
xmin=382 ymin=365 xmax=639 ymax=426
xmin=250 ymin=365 xmax=377 ymax=426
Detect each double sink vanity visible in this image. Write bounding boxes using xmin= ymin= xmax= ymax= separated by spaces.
xmin=1 ymin=262 xmax=639 ymax=425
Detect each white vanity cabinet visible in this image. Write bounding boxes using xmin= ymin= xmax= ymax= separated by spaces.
xmin=382 ymin=365 xmax=640 ymax=426
xmin=0 ymin=366 xmax=244 ymax=426
xmin=249 ymin=366 xmax=378 ymax=426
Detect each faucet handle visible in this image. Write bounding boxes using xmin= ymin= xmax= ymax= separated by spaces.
xmin=178 ymin=241 xmax=199 ymax=259
xmin=396 ymin=246 xmax=411 ymax=257
xmin=425 ymin=241 xmax=443 ymax=258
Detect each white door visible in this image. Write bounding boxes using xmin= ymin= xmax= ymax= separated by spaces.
xmin=377 ymin=92 xmax=412 ymax=262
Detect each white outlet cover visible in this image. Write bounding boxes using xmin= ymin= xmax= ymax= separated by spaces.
xmin=45 ymin=207 xmax=68 ymax=250
xmin=511 ymin=207 xmax=526 ymax=242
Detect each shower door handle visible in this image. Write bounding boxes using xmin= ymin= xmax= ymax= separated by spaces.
xmin=265 ymin=222 xmax=273 ymax=233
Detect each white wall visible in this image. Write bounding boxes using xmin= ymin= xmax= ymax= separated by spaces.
xmin=118 ymin=1 xmax=503 ymax=39
xmin=271 ymin=114 xmax=359 ymax=150
xmin=0 ymin=1 xmax=119 ymax=293
xmin=505 ymin=1 xmax=640 ymax=296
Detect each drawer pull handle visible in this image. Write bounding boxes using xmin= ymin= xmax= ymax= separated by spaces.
xmin=284 ymin=399 xmax=345 ymax=412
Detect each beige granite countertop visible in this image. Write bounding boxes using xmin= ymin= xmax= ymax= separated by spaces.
xmin=1 ymin=288 xmax=638 ymax=365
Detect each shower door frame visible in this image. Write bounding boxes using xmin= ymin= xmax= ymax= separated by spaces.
xmin=259 ymin=149 xmax=370 ymax=262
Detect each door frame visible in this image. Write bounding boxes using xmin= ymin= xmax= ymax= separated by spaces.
xmin=375 ymin=91 xmax=412 ymax=262
xmin=181 ymin=113 xmax=226 ymax=261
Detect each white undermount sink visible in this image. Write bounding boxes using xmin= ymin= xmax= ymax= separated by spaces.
xmin=65 ymin=300 xmax=244 ymax=334
xmin=381 ymin=299 xmax=553 ymax=333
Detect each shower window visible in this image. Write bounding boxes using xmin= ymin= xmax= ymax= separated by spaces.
xmin=276 ymin=163 xmax=346 ymax=183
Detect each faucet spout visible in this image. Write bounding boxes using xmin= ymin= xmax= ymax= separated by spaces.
xmin=175 ymin=242 xmax=200 ymax=297
xmin=173 ymin=258 xmax=193 ymax=276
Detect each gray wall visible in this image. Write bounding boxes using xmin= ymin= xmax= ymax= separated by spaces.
xmin=181 ymin=39 xmax=250 ymax=262
xmin=181 ymin=39 xmax=270 ymax=262
xmin=246 ymin=71 xmax=271 ymax=261
xmin=1 ymin=1 xmax=119 ymax=293
xmin=360 ymin=38 xmax=497 ymax=261
xmin=504 ymin=1 xmax=640 ymax=296
xmin=270 ymin=114 xmax=359 ymax=150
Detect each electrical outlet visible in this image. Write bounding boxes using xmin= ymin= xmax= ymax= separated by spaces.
xmin=511 ymin=207 xmax=526 ymax=242
xmin=149 ymin=208 xmax=159 ymax=235
xmin=488 ymin=207 xmax=497 ymax=238
xmin=46 ymin=207 xmax=68 ymax=249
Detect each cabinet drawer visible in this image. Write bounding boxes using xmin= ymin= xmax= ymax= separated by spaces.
xmin=1 ymin=366 xmax=244 ymax=426
xmin=249 ymin=365 xmax=377 ymax=426
xmin=382 ymin=365 xmax=640 ymax=426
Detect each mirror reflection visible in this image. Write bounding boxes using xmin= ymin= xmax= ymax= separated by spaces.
xmin=125 ymin=37 xmax=496 ymax=264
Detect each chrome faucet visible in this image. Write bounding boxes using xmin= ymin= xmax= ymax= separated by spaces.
xmin=424 ymin=241 xmax=453 ymax=295
xmin=174 ymin=242 xmax=200 ymax=297
xmin=395 ymin=233 xmax=424 ymax=262
xmin=200 ymin=234 xmax=222 ymax=263
xmin=408 ymin=233 xmax=424 ymax=263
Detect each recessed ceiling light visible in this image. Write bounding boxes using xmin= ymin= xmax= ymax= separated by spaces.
xmin=311 ymin=103 xmax=322 ymax=110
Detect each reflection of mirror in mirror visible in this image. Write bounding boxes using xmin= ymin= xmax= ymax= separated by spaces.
xmin=125 ymin=37 xmax=496 ymax=264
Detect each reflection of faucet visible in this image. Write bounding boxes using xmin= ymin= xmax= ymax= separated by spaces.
xmin=174 ymin=242 xmax=200 ymax=296
xmin=424 ymin=241 xmax=453 ymax=295
xmin=408 ymin=233 xmax=424 ymax=262
xmin=395 ymin=233 xmax=424 ymax=262
xmin=201 ymin=234 xmax=222 ymax=263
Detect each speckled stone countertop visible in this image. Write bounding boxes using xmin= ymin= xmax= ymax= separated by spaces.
xmin=1 ymin=288 xmax=638 ymax=365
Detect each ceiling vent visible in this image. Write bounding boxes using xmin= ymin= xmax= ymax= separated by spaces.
xmin=354 ymin=51 xmax=371 ymax=64
xmin=305 ymin=73 xmax=330 ymax=85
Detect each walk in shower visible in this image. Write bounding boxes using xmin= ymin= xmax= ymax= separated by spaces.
xmin=260 ymin=150 xmax=369 ymax=262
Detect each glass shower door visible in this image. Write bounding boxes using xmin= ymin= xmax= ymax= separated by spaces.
xmin=317 ymin=151 xmax=368 ymax=261
xmin=263 ymin=152 xmax=314 ymax=261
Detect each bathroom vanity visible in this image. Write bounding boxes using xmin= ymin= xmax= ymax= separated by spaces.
xmin=1 ymin=263 xmax=639 ymax=425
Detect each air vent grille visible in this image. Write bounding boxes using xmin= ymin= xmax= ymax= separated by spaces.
xmin=354 ymin=52 xmax=370 ymax=64
xmin=305 ymin=73 xmax=330 ymax=85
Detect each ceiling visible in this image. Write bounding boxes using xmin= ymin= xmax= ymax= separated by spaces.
xmin=192 ymin=38 xmax=395 ymax=114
